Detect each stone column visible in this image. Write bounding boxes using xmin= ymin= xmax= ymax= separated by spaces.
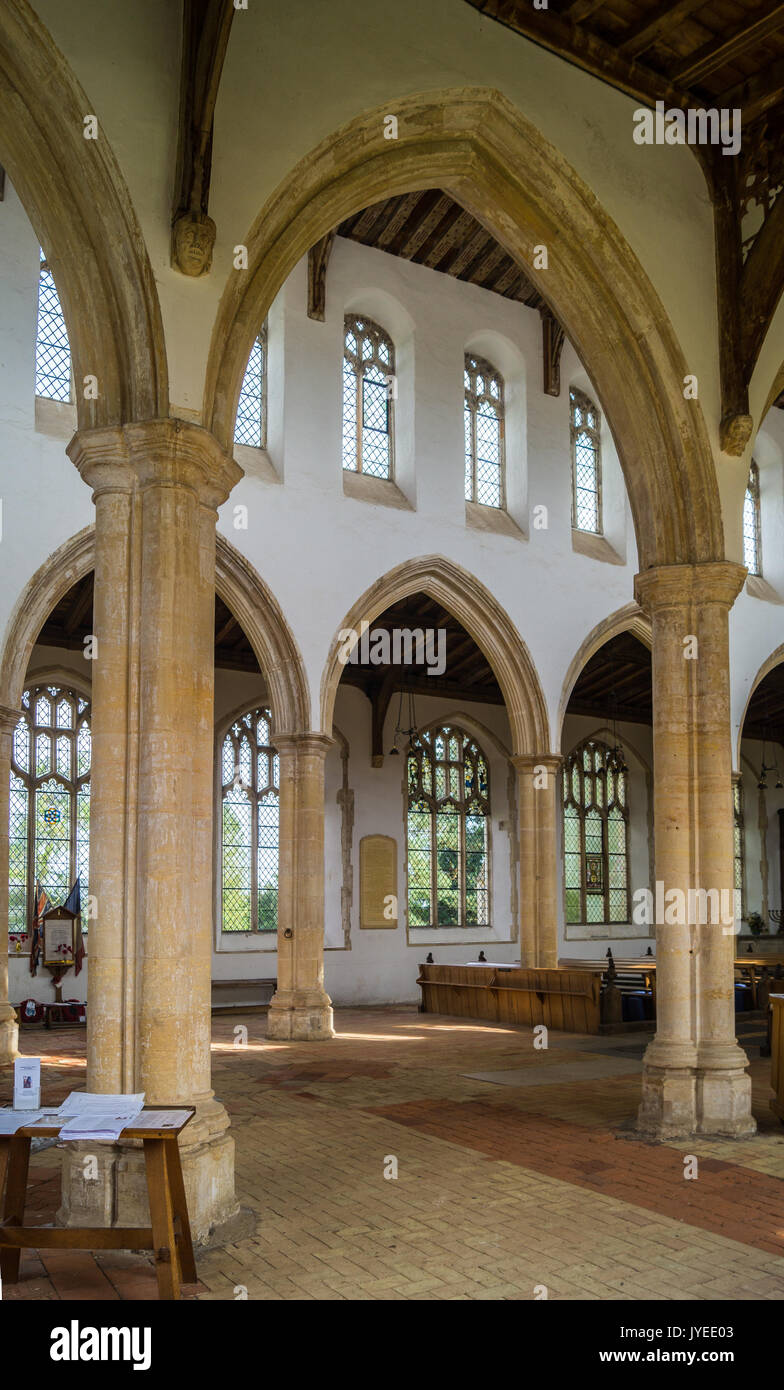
xmin=267 ymin=733 xmax=334 ymax=1040
xmin=60 ymin=420 xmax=243 ymax=1240
xmin=514 ymin=754 xmax=561 ymax=969
xmin=0 ymin=706 xmax=20 ymax=1063
xmin=635 ymin=562 xmax=754 ymax=1139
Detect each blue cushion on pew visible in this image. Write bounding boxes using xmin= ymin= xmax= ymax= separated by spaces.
xmin=734 ymin=983 xmax=753 ymax=1012
xmin=622 ymin=992 xmax=647 ymax=1022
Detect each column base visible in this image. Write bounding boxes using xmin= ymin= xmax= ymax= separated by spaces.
xmin=636 ymin=1039 xmax=756 ymax=1138
xmin=0 ymin=1008 xmax=19 ymax=1063
xmin=266 ymin=989 xmax=334 ymax=1040
xmin=637 ymin=1064 xmax=697 ymax=1139
xmin=695 ymin=1066 xmax=756 ymax=1137
xmin=58 ymin=1099 xmax=238 ymax=1245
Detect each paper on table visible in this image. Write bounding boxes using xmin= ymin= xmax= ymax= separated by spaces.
xmin=0 ymin=1108 xmax=62 ymax=1134
xmin=59 ymin=1109 xmax=143 ymax=1142
xmin=130 ymin=1109 xmax=191 ymax=1131
xmin=57 ymin=1091 xmax=145 ymax=1117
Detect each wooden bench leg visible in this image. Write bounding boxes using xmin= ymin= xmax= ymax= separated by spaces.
xmin=1 ymin=1136 xmax=31 ymax=1283
xmin=164 ymin=1139 xmax=197 ymax=1285
xmin=143 ymin=1138 xmax=180 ymax=1301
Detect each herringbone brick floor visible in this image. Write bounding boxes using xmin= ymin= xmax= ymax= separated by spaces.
xmin=3 ymin=1008 xmax=784 ymax=1300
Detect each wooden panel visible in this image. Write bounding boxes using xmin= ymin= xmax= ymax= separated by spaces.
xmin=771 ymin=995 xmax=784 ymax=1122
xmin=417 ymin=964 xmax=601 ymax=1033
xmin=359 ymin=835 xmax=398 ymax=928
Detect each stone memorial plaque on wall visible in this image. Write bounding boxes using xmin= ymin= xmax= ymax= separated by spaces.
xmin=360 ymin=835 xmax=398 ymax=928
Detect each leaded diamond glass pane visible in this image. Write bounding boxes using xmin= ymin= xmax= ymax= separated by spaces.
xmin=464 ymin=354 xmax=504 ymax=508
xmin=234 ymin=332 xmax=266 ymax=448
xmin=571 ymin=389 xmax=601 ymax=533
xmin=35 ymin=258 xmax=71 ymax=402
xmin=343 ymin=315 xmax=394 ymax=476
xmin=13 ymin=719 xmax=29 ymax=773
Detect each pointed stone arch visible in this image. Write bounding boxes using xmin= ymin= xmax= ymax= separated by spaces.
xmin=557 ymin=602 xmax=652 ymax=749
xmin=0 ymin=0 xmax=168 ymax=427
xmin=204 ymin=87 xmax=721 ymax=570
xmin=320 ymin=554 xmax=549 ymax=758
xmin=736 ymin=641 xmax=784 ymax=772
xmin=214 ymin=536 xmax=310 ymax=736
xmin=0 ymin=528 xmax=310 ymax=738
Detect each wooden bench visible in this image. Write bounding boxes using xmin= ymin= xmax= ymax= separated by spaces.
xmin=417 ymin=963 xmax=602 ymax=1033
xmin=210 ymin=978 xmax=276 ymax=1013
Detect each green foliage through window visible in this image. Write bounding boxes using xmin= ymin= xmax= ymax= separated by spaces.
xmin=220 ymin=708 xmax=279 ymax=933
xmin=563 ymin=739 xmax=629 ymax=926
xmin=407 ymin=725 xmax=490 ymax=928
xmin=9 ymin=685 xmax=90 ymax=934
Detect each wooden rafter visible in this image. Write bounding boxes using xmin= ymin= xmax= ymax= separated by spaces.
xmin=541 ymin=308 xmax=566 ymax=397
xmin=671 ymin=5 xmax=784 ymax=87
xmin=307 ymin=231 xmax=335 ymax=321
xmin=172 ymin=0 xmax=235 ymax=225
xmin=617 ymin=0 xmax=709 ymax=59
xmin=464 ymin=0 xmax=784 ymax=445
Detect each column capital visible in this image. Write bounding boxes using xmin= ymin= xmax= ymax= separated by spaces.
xmin=634 ymin=561 xmax=746 ymax=615
xmin=67 ymin=418 xmax=243 ymax=510
xmin=274 ymin=731 xmax=335 ymax=761
xmin=0 ymin=704 xmax=20 ymax=737
xmin=511 ymin=752 xmax=562 ymax=775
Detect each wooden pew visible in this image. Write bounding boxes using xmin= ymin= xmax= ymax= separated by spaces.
xmin=769 ymin=994 xmax=784 ymax=1124
xmin=417 ymin=963 xmax=602 ymax=1033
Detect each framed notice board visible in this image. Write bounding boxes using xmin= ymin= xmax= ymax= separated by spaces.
xmin=360 ymin=835 xmax=398 ymax=928
xmin=43 ymin=906 xmax=76 ymax=967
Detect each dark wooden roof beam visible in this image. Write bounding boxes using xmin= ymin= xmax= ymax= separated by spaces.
xmin=672 ymin=5 xmax=784 ymax=86
xmin=617 ymin=0 xmax=710 ymax=59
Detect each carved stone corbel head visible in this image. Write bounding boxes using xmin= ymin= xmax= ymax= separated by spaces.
xmin=172 ymin=210 xmax=216 ymax=277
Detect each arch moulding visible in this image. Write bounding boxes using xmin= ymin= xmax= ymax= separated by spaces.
xmin=736 ymin=641 xmax=784 ymax=771
xmin=0 ymin=0 xmax=168 ymax=428
xmin=319 ymin=554 xmax=549 ymax=758
xmin=556 ymin=602 xmax=652 ymax=750
xmin=204 ymin=86 xmax=722 ymax=570
xmin=0 ymin=527 xmax=310 ymax=738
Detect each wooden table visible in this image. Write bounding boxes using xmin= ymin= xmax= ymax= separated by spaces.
xmin=0 ymin=1106 xmax=196 ymax=1300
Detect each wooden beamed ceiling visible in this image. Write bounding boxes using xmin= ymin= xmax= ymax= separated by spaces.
xmin=334 ymin=189 xmax=565 ymax=395
xmin=337 ymin=192 xmax=545 ymax=309
xmin=28 ymin=579 xmax=784 ymax=749
xmin=566 ymin=632 xmax=653 ymax=726
xmin=33 ymin=574 xmax=261 ymax=674
xmin=462 ymin=0 xmax=784 ymax=444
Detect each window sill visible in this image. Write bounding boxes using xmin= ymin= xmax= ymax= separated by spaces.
xmin=216 ymin=930 xmax=278 ymax=952
xmin=465 ymin=500 xmax=524 ymax=539
xmin=564 ymin=921 xmax=652 ymax=940
xmin=35 ymin=395 xmax=77 ymax=441
xmin=233 ymin=442 xmax=281 ymax=484
xmin=745 ymin=574 xmax=783 ymax=604
xmin=343 ymin=471 xmax=413 ymax=510
xmin=571 ymin=528 xmax=624 ymax=565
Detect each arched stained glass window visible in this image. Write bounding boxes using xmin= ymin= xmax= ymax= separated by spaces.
xmin=407 ymin=726 xmax=490 ymax=928
xmin=570 ymin=387 xmax=602 ymax=534
xmin=464 ymin=353 xmax=505 ymax=508
xmin=563 ymin=739 xmax=629 ymax=925
xmin=234 ymin=323 xmax=267 ymax=448
xmin=35 ymin=250 xmax=72 ymax=403
xmin=342 ymin=314 xmax=394 ymax=477
xmin=743 ymin=460 xmax=761 ymax=577
xmin=8 ymin=685 xmax=90 ymax=934
xmin=220 ymin=707 xmax=279 ymax=933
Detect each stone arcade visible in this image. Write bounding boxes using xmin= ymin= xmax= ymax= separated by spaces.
xmin=1 ymin=0 xmax=784 ymax=1304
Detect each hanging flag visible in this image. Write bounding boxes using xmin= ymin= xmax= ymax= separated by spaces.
xmin=63 ymin=879 xmax=85 ymax=976
xmin=29 ymin=881 xmax=50 ymax=976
